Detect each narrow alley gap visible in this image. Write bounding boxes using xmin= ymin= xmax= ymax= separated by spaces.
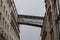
xmin=19 ymin=24 xmax=41 ymax=40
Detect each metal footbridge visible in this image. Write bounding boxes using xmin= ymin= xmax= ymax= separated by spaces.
xmin=17 ymin=15 xmax=43 ymax=28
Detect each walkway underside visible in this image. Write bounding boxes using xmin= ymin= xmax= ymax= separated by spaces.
xmin=18 ymin=15 xmax=43 ymax=28
xmin=18 ymin=22 xmax=42 ymax=28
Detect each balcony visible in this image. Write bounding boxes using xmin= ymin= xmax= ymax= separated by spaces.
xmin=7 ymin=0 xmax=12 ymax=7
xmin=0 ymin=33 xmax=7 ymax=40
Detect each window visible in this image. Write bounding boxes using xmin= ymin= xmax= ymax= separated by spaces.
xmin=2 ymin=30 xmax=3 ymax=34
xmin=3 ymin=17 xmax=4 ymax=25
xmin=7 ymin=0 xmax=12 ymax=7
xmin=56 ymin=0 xmax=60 ymax=15
xmin=4 ymin=6 xmax=5 ymax=12
xmin=5 ymin=21 xmax=7 ymax=31
xmin=6 ymin=10 xmax=7 ymax=17
xmin=49 ymin=13 xmax=52 ymax=28
xmin=54 ymin=0 xmax=56 ymax=6
xmin=7 ymin=25 xmax=9 ymax=31
xmin=1 ymin=0 xmax=3 ymax=7
xmin=51 ymin=29 xmax=54 ymax=40
xmin=45 ymin=4 xmax=47 ymax=9
xmin=51 ymin=0 xmax=54 ymax=2
xmin=59 ymin=0 xmax=60 ymax=15
xmin=5 ymin=33 xmax=6 ymax=36
xmin=0 ymin=12 xmax=1 ymax=20
xmin=8 ymin=15 xmax=9 ymax=20
xmin=48 ymin=6 xmax=51 ymax=12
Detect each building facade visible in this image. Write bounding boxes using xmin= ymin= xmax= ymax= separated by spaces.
xmin=41 ymin=0 xmax=60 ymax=40
xmin=0 ymin=0 xmax=20 ymax=40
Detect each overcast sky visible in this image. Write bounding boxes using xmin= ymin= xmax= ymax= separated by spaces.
xmin=14 ymin=0 xmax=45 ymax=40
